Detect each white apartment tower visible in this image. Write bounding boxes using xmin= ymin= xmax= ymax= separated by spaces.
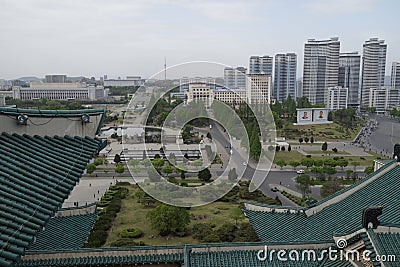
xmin=302 ymin=37 xmax=340 ymax=105
xmin=360 ymin=38 xmax=387 ymax=107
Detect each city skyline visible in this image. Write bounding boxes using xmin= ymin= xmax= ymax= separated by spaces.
xmin=0 ymin=0 xmax=399 ymax=80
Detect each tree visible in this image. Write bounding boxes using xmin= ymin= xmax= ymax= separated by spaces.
xmin=281 ymin=146 xmax=286 ymax=151
xmin=337 ymin=158 xmax=349 ymax=171
xmin=275 ymin=159 xmax=286 ymax=170
xmin=275 ymin=145 xmax=281 ymax=152
xmin=289 ymin=161 xmax=300 ymax=170
xmin=295 ymin=174 xmax=311 ymax=197
xmin=301 ymin=158 xmax=314 ymax=169
xmin=115 ymin=162 xmax=124 ymax=173
xmin=320 ymin=179 xmax=344 ymax=198
xmin=198 ymin=168 xmax=212 ymax=182
xmin=304 ymin=137 xmax=310 ymax=143
xmin=228 ymin=168 xmax=238 ymax=182
xmin=152 ymin=158 xmax=165 ymax=170
xmin=310 ymin=136 xmax=314 ymax=144
xmin=94 ymin=158 xmax=104 ymax=166
xmin=162 ymin=165 xmax=173 ymax=176
xmin=288 ymin=144 xmax=292 ymax=152
xmin=114 ymin=154 xmax=121 ymax=164
xmin=146 ymin=204 xmax=190 ymax=236
xmin=206 ymin=132 xmax=212 ymax=140
xmin=299 ymin=138 xmax=303 ymax=144
xmin=86 ymin=163 xmax=96 ymax=175
xmin=364 ymin=165 xmax=374 ymax=175
xmin=229 ymin=207 xmax=245 ymax=225
xmin=346 ymin=169 xmax=353 ymax=179
xmin=321 ymin=142 xmax=328 ymax=152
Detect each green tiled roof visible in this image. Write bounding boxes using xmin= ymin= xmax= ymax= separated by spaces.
xmin=0 ymin=107 xmax=107 ymax=135
xmin=27 ymin=208 xmax=97 ymax=251
xmin=16 ymin=242 xmax=354 ymax=267
xmin=244 ymin=161 xmax=400 ymax=244
xmin=368 ymin=230 xmax=400 ymax=267
xmin=0 ymin=133 xmax=105 ymax=267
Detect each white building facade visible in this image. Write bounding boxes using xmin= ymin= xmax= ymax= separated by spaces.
xmin=12 ymin=82 xmax=108 ymax=101
xmin=327 ymin=86 xmax=348 ymax=110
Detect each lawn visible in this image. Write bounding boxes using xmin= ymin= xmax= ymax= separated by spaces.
xmin=273 ymin=150 xmax=389 ymax=166
xmin=303 ymin=150 xmax=350 ymax=155
xmin=104 ymin=184 xmax=252 ymax=247
xmin=277 ymin=121 xmax=363 ymax=142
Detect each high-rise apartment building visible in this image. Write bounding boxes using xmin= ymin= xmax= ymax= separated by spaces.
xmin=302 ymin=37 xmax=340 ymax=105
xmin=249 ymin=56 xmax=273 ymax=76
xmin=338 ymin=52 xmax=360 ymax=107
xmin=360 ymin=38 xmax=387 ymax=106
xmin=224 ymin=67 xmax=247 ymax=90
xmin=274 ymin=53 xmax=297 ymax=101
xmin=391 ymin=62 xmax=400 ymax=90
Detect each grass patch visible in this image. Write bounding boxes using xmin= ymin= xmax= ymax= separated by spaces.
xmin=277 ymin=121 xmax=363 ymax=141
xmin=303 ymin=150 xmax=350 ymax=155
xmin=104 ymin=182 xmax=280 ymax=247
xmin=273 ymin=150 xmax=389 ymax=166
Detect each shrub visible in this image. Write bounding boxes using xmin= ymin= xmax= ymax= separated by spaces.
xmin=120 ymin=228 xmax=143 ymax=239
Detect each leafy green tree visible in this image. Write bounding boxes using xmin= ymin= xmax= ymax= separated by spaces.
xmin=146 ymin=204 xmax=190 ymax=236
xmin=288 ymin=144 xmax=292 ymax=152
xmin=275 ymin=159 xmax=286 ymax=169
xmin=86 ymin=163 xmax=96 ymax=175
xmin=320 ymin=180 xmax=344 ymax=198
xmin=301 ymin=158 xmax=314 ymax=169
xmin=198 ymin=168 xmax=212 ymax=182
xmin=299 ymin=137 xmax=303 ymax=144
xmin=289 ymin=161 xmax=300 ymax=170
xmin=162 ymin=165 xmax=173 ymax=176
xmin=229 ymin=207 xmax=245 ymax=225
xmin=364 ymin=165 xmax=374 ymax=175
xmin=310 ymin=136 xmax=314 ymax=144
xmin=94 ymin=158 xmax=104 ymax=166
xmin=115 ymin=162 xmax=124 ymax=173
xmin=321 ymin=142 xmax=328 ymax=152
xmin=152 ymin=158 xmax=165 ymax=170
xmin=304 ymin=137 xmax=310 ymax=143
xmin=295 ymin=174 xmax=312 ymax=197
xmin=337 ymin=158 xmax=349 ymax=170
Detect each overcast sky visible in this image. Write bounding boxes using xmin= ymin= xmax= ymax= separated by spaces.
xmin=0 ymin=0 xmax=399 ymax=80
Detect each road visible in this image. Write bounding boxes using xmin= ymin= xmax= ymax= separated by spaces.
xmin=368 ymin=116 xmax=400 ymax=156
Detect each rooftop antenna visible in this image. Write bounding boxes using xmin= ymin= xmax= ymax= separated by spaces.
xmin=164 ymin=57 xmax=167 ymax=81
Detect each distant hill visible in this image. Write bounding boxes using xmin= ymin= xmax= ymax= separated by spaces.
xmin=16 ymin=77 xmax=43 ymax=83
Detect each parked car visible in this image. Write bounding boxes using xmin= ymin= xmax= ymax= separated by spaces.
xmin=271 ymin=187 xmax=278 ymax=192
xmin=296 ymin=169 xmax=305 ymax=174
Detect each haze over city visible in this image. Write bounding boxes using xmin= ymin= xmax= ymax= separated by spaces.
xmin=0 ymin=0 xmax=399 ymax=79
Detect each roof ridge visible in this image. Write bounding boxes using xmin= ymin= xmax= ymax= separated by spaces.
xmin=305 ymin=161 xmax=398 ymax=217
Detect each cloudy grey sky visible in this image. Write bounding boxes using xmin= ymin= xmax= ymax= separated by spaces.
xmin=0 ymin=0 xmax=398 ymax=80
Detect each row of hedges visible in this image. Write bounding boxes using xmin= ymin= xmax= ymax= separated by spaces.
xmin=84 ymin=184 xmax=128 ymax=248
xmin=279 ymin=190 xmax=316 ymax=207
